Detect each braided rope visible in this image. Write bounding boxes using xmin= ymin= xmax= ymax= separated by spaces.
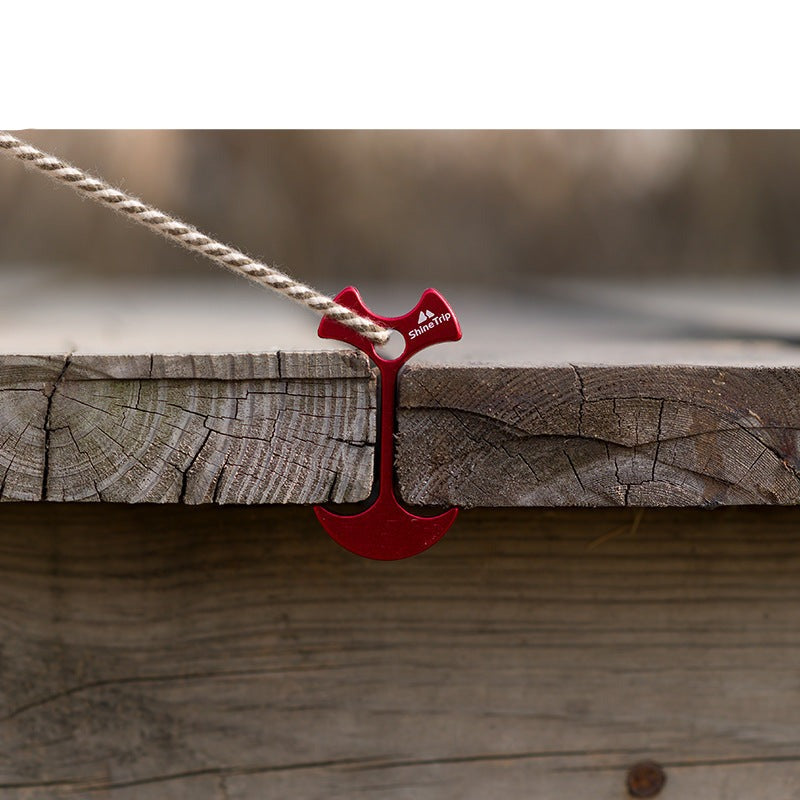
xmin=0 ymin=132 xmax=389 ymax=345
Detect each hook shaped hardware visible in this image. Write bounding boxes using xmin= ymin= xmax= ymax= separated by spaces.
xmin=314 ymin=287 xmax=462 ymax=560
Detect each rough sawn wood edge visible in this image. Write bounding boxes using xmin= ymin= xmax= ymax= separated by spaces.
xmin=8 ymin=354 xmax=800 ymax=508
xmin=0 ymin=351 xmax=376 ymax=505
xmin=396 ymin=363 xmax=800 ymax=508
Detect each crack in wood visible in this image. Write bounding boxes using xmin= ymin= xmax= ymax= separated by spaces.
xmin=41 ymin=354 xmax=72 ymax=500
xmin=0 ymin=353 xmax=375 ymax=505
xmin=398 ymin=366 xmax=800 ymax=507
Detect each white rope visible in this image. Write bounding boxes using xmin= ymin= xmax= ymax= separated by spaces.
xmin=0 ymin=132 xmax=389 ymax=346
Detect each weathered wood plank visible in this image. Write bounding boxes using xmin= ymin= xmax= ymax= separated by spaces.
xmin=2 ymin=505 xmax=800 ymax=798
xmin=9 ymin=356 xmax=800 ymax=508
xmin=397 ymin=365 xmax=800 ymax=507
xmin=8 ymin=277 xmax=800 ymax=507
xmin=0 ymin=352 xmax=375 ymax=504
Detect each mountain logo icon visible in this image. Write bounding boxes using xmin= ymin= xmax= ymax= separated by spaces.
xmin=417 ymin=309 xmax=435 ymax=324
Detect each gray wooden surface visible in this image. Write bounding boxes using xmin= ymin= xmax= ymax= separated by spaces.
xmin=5 ymin=272 xmax=800 ymax=508
xmin=1 ymin=504 xmax=800 ymax=799
xmin=6 ymin=268 xmax=800 ymax=365
xmin=0 ymin=352 xmax=374 ymax=504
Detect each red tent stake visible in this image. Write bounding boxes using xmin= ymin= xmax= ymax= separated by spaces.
xmin=314 ymin=286 xmax=462 ymax=560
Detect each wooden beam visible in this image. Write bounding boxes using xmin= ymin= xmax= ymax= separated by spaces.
xmin=0 ymin=352 xmax=375 ymax=504
xmin=397 ymin=364 xmax=800 ymax=507
xmin=5 ymin=274 xmax=800 ymax=507
xmin=7 ymin=356 xmax=800 ymax=508
xmin=1 ymin=504 xmax=800 ymax=799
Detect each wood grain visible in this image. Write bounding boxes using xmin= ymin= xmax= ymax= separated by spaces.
xmin=2 ymin=505 xmax=800 ymax=798
xmin=397 ymin=365 xmax=800 ymax=507
xmin=0 ymin=352 xmax=375 ymax=504
xmin=9 ymin=355 xmax=800 ymax=509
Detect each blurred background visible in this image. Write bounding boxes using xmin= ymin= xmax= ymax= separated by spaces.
xmin=3 ymin=130 xmax=800 ymax=288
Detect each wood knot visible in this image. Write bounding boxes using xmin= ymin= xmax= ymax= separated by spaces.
xmin=626 ymin=760 xmax=666 ymax=797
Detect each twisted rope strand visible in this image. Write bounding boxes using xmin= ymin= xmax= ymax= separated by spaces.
xmin=0 ymin=132 xmax=389 ymax=345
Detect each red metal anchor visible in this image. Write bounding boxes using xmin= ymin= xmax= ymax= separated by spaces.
xmin=314 ymin=287 xmax=462 ymax=560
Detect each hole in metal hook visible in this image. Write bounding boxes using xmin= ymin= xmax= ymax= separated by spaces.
xmin=375 ymin=329 xmax=405 ymax=360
